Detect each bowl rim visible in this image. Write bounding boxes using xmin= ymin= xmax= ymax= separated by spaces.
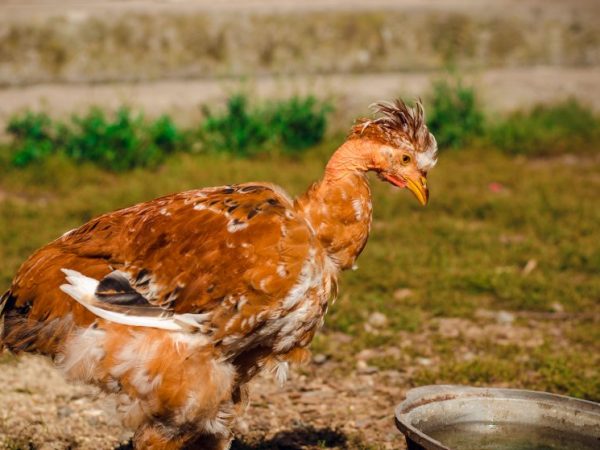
xmin=395 ymin=384 xmax=600 ymax=450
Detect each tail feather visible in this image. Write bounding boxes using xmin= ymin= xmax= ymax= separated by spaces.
xmin=60 ymin=268 xmax=99 ymax=302
xmin=0 ymin=291 xmax=8 ymax=318
xmin=0 ymin=291 xmax=7 ymax=351
xmin=60 ymin=268 xmax=207 ymax=332
xmin=0 ymin=289 xmax=17 ymax=352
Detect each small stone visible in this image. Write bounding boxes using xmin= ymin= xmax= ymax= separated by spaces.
xmin=313 ymin=353 xmax=327 ymax=364
xmin=416 ymin=357 xmax=432 ymax=366
xmin=57 ymin=406 xmax=73 ymax=418
xmin=496 ymin=310 xmax=515 ymax=325
xmin=551 ymin=302 xmax=564 ymax=313
xmin=437 ymin=318 xmax=462 ymax=338
xmin=355 ymin=418 xmax=369 ymax=428
xmin=356 ymin=349 xmax=377 ymax=361
xmin=393 ymin=288 xmax=413 ymax=300
xmin=462 ymin=352 xmax=476 ymax=361
xmin=368 ymin=312 xmax=388 ymax=328
xmin=119 ymin=431 xmax=134 ymax=443
xmin=385 ymin=432 xmax=398 ymax=442
xmin=383 ymin=369 xmax=402 ymax=378
xmin=522 ymin=259 xmax=537 ymax=276
xmin=83 ymin=409 xmax=104 ymax=417
xmin=356 ymin=360 xmax=378 ymax=374
xmin=83 ymin=408 xmax=104 ymax=425
xmin=476 ymin=308 xmax=515 ymax=324
xmin=330 ymin=332 xmax=353 ymax=344
xmin=475 ymin=308 xmax=495 ymax=320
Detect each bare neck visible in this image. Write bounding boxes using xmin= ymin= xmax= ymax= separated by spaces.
xmin=296 ymin=140 xmax=375 ymax=270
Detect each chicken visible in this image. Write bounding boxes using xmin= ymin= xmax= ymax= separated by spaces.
xmin=0 ymin=100 xmax=437 ymax=450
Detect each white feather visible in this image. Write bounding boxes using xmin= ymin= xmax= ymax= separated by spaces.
xmin=173 ymin=313 xmax=212 ymax=330
xmin=60 ymin=268 xmax=99 ymax=300
xmin=273 ymin=361 xmax=289 ymax=385
xmin=416 ymin=134 xmax=438 ymax=172
xmin=59 ymin=268 xmax=208 ymax=332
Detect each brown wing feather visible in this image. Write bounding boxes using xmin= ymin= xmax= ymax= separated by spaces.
xmin=2 ymin=183 xmax=314 ymax=355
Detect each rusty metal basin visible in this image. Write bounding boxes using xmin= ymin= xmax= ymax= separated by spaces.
xmin=395 ymin=385 xmax=600 ymax=450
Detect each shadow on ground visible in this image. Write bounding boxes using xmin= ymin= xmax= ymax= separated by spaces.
xmin=114 ymin=426 xmax=349 ymax=450
xmin=231 ymin=426 xmax=349 ymax=449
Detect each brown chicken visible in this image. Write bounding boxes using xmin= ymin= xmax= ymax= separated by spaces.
xmin=0 ymin=100 xmax=437 ymax=449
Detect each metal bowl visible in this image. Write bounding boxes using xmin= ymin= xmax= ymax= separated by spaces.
xmin=395 ymin=385 xmax=600 ymax=450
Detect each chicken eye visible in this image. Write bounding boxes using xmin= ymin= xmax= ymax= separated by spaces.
xmin=401 ymin=154 xmax=411 ymax=165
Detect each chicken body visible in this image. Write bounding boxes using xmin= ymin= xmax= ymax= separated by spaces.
xmin=0 ymin=177 xmax=371 ymax=449
xmin=0 ymin=100 xmax=437 ymax=449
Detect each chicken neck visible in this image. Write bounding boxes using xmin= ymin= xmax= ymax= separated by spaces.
xmin=295 ymin=139 xmax=375 ymax=270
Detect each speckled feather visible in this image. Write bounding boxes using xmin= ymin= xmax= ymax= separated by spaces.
xmin=6 ymin=183 xmax=329 ymax=353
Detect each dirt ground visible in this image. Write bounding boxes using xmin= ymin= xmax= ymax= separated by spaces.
xmin=0 ymin=347 xmax=405 ymax=450
xmin=0 ymin=313 xmax=563 ymax=450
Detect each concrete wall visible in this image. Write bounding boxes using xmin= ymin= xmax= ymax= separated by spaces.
xmin=1 ymin=0 xmax=598 ymax=86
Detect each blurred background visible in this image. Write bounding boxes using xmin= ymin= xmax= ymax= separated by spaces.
xmin=0 ymin=1 xmax=599 ymax=449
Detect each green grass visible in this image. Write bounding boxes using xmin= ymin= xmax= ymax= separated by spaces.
xmin=0 ymin=138 xmax=599 ymax=400
xmin=2 ymin=94 xmax=332 ymax=170
xmin=201 ymin=94 xmax=272 ymax=156
xmin=488 ymin=99 xmax=600 ymax=156
xmin=6 ymin=108 xmax=184 ymax=171
xmin=4 ymin=86 xmax=598 ymax=173
xmin=427 ymin=77 xmax=485 ymax=149
xmin=426 ymin=78 xmax=600 ymax=156
xmin=267 ymin=96 xmax=332 ymax=153
xmin=411 ymin=334 xmax=600 ymax=401
xmin=199 ymin=93 xmax=332 ymax=156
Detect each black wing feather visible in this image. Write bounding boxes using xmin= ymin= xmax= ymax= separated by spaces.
xmin=94 ymin=270 xmax=169 ymax=315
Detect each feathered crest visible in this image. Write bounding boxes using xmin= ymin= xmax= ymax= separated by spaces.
xmin=349 ymin=99 xmax=435 ymax=154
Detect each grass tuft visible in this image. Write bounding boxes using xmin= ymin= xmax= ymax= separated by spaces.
xmin=62 ymin=108 xmax=181 ymax=171
xmin=268 ymin=95 xmax=332 ymax=153
xmin=427 ymin=78 xmax=600 ymax=156
xmin=488 ymin=99 xmax=600 ymax=156
xmin=5 ymin=108 xmax=184 ymax=171
xmin=4 ymin=94 xmax=332 ymax=169
xmin=201 ymin=93 xmax=332 ymax=156
xmin=427 ymin=78 xmax=485 ymax=149
xmin=201 ymin=94 xmax=271 ymax=156
xmin=6 ymin=112 xmax=55 ymax=167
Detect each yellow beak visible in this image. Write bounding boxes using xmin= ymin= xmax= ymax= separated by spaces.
xmin=406 ymin=175 xmax=429 ymax=206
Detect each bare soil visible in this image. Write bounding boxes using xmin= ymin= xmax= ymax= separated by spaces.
xmin=0 ymin=352 xmax=405 ymax=450
xmin=0 ymin=315 xmax=561 ymax=450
